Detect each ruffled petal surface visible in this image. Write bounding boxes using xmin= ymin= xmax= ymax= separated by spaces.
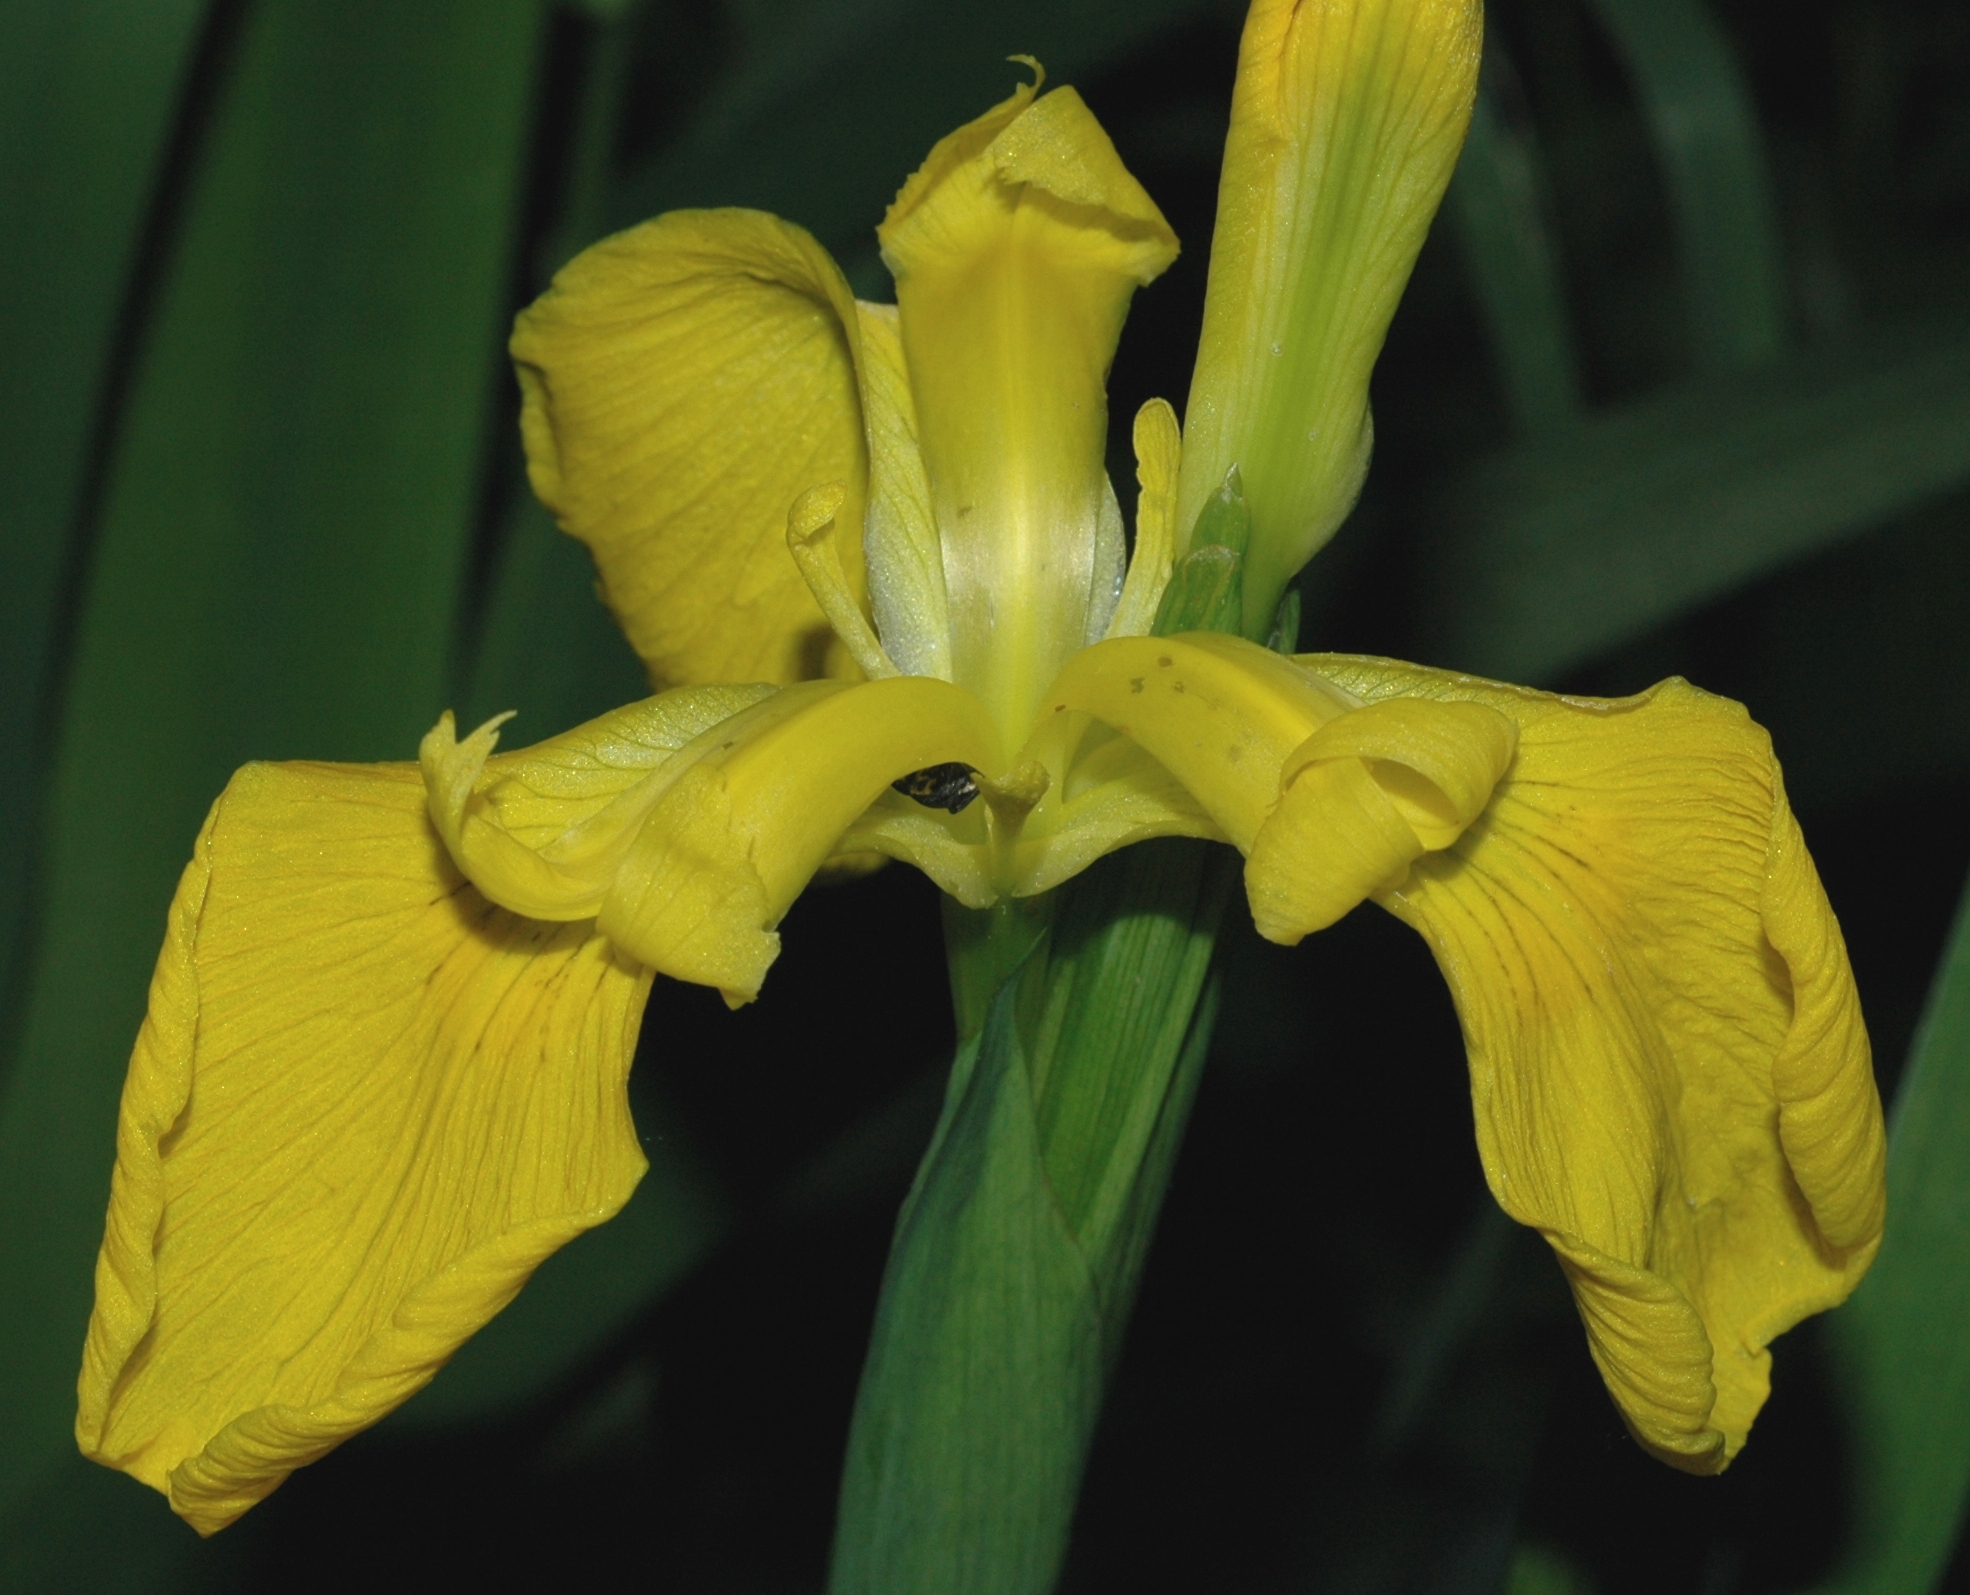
xmin=76 ymin=761 xmax=652 ymax=1533
xmin=511 ymin=208 xmax=869 ymax=688
xmin=1305 ymin=653 xmax=1887 ymax=1470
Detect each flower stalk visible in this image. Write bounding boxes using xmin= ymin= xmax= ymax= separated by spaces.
xmin=828 ymin=559 xmax=1287 ymax=1594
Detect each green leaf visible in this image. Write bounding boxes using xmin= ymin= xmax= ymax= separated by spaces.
xmin=0 ymin=0 xmax=209 ymax=1063
xmin=1506 ymin=1542 xmax=1601 ymax=1595
xmin=829 ymin=992 xmax=1107 ymax=1595
xmin=1445 ymin=36 xmax=1582 ymax=437
xmin=0 ymin=0 xmax=544 ymax=1542
xmin=458 ymin=496 xmax=653 ymax=740
xmin=1812 ymin=871 xmax=1970 ymax=1595
xmin=833 ymin=843 xmax=1230 ymax=1594
xmin=1418 ymin=318 xmax=1970 ymax=683
xmin=1585 ymin=0 xmax=1787 ymax=371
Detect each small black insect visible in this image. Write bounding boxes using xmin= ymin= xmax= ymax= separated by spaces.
xmin=892 ymin=762 xmax=981 ymax=814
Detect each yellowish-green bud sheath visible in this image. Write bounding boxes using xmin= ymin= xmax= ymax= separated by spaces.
xmin=1178 ymin=0 xmax=1482 ymax=633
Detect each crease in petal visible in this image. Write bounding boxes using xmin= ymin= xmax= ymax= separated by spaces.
xmin=1303 ymin=653 xmax=1886 ymax=1469
xmin=1245 ymin=695 xmax=1517 ymax=941
xmin=1179 ymin=0 xmax=1481 ymax=629
xmin=880 ymin=72 xmax=1181 ymax=736
xmin=1549 ymin=1232 xmax=1724 ymax=1470
xmin=76 ymin=762 xmax=652 ymax=1534
xmin=1765 ymin=780 xmax=1887 ymax=1256
xmin=1034 ymin=631 xmax=1354 ymax=851
xmin=511 ymin=208 xmax=869 ymax=689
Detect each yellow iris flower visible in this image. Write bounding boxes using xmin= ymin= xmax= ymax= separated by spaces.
xmin=77 ymin=0 xmax=1885 ymax=1540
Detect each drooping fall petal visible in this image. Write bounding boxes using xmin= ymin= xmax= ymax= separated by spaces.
xmin=880 ymin=72 xmax=1180 ymax=733
xmin=1179 ymin=0 xmax=1481 ymax=628
xmin=1307 ymin=653 xmax=1887 ymax=1470
xmin=511 ymin=208 xmax=870 ymax=689
xmin=76 ymin=762 xmax=652 ymax=1534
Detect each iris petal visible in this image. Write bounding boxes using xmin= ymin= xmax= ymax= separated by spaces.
xmin=602 ymin=676 xmax=1003 ymax=1002
xmin=511 ymin=208 xmax=869 ymax=688
xmin=420 ymin=683 xmax=775 ymax=920
xmin=1038 ymin=632 xmax=1353 ymax=849
xmin=1307 ymin=653 xmax=1886 ymax=1469
xmin=424 ymin=681 xmax=1005 ymax=1005
xmin=1246 ymin=695 xmax=1517 ymax=940
xmin=77 ymin=762 xmax=651 ymax=1533
xmin=855 ymin=301 xmax=950 ymax=680
xmin=880 ymin=75 xmax=1180 ymax=733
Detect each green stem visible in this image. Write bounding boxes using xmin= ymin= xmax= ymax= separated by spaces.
xmin=827 ymin=841 xmax=1234 ymax=1595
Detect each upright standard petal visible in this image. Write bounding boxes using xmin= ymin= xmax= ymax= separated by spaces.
xmin=1307 ymin=654 xmax=1887 ymax=1470
xmin=76 ymin=762 xmax=652 ymax=1534
xmin=880 ymin=72 xmax=1180 ymax=736
xmin=1179 ymin=0 xmax=1481 ymax=630
xmin=511 ymin=208 xmax=869 ymax=688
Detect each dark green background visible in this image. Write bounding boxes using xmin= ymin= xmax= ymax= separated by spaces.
xmin=2 ymin=0 xmax=1966 ymax=1589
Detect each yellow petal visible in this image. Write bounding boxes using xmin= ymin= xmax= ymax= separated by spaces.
xmin=1035 ymin=632 xmax=1354 ymax=850
xmin=1003 ymin=729 xmax=1226 ymax=897
xmin=419 ymin=683 xmax=775 ymax=920
xmin=603 ymin=676 xmax=1005 ymax=1000
xmin=880 ymin=74 xmax=1180 ymax=735
xmin=1179 ymin=0 xmax=1481 ymax=629
xmin=430 ymin=678 xmax=1004 ymax=1003
xmin=76 ymin=762 xmax=651 ymax=1534
xmin=511 ymin=208 xmax=868 ymax=688
xmin=1306 ymin=653 xmax=1887 ymax=1470
xmin=834 ymin=787 xmax=998 ymax=909
xmin=1245 ymin=696 xmax=1517 ymax=941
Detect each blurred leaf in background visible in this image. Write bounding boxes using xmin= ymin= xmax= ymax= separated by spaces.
xmin=0 ymin=0 xmax=547 ymax=1582
xmin=1 ymin=0 xmax=1966 ymax=1590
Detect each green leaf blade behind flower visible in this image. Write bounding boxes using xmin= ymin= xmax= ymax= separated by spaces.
xmin=1812 ymin=873 xmax=1970 ymax=1595
xmin=0 ymin=0 xmax=545 ymax=1548
xmin=0 ymin=0 xmax=210 ymax=1067
xmin=1585 ymin=0 xmax=1788 ymax=373
xmin=1444 ymin=36 xmax=1582 ymax=437
xmin=835 ymin=843 xmax=1230 ymax=1595
xmin=1418 ymin=318 xmax=1970 ymax=684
